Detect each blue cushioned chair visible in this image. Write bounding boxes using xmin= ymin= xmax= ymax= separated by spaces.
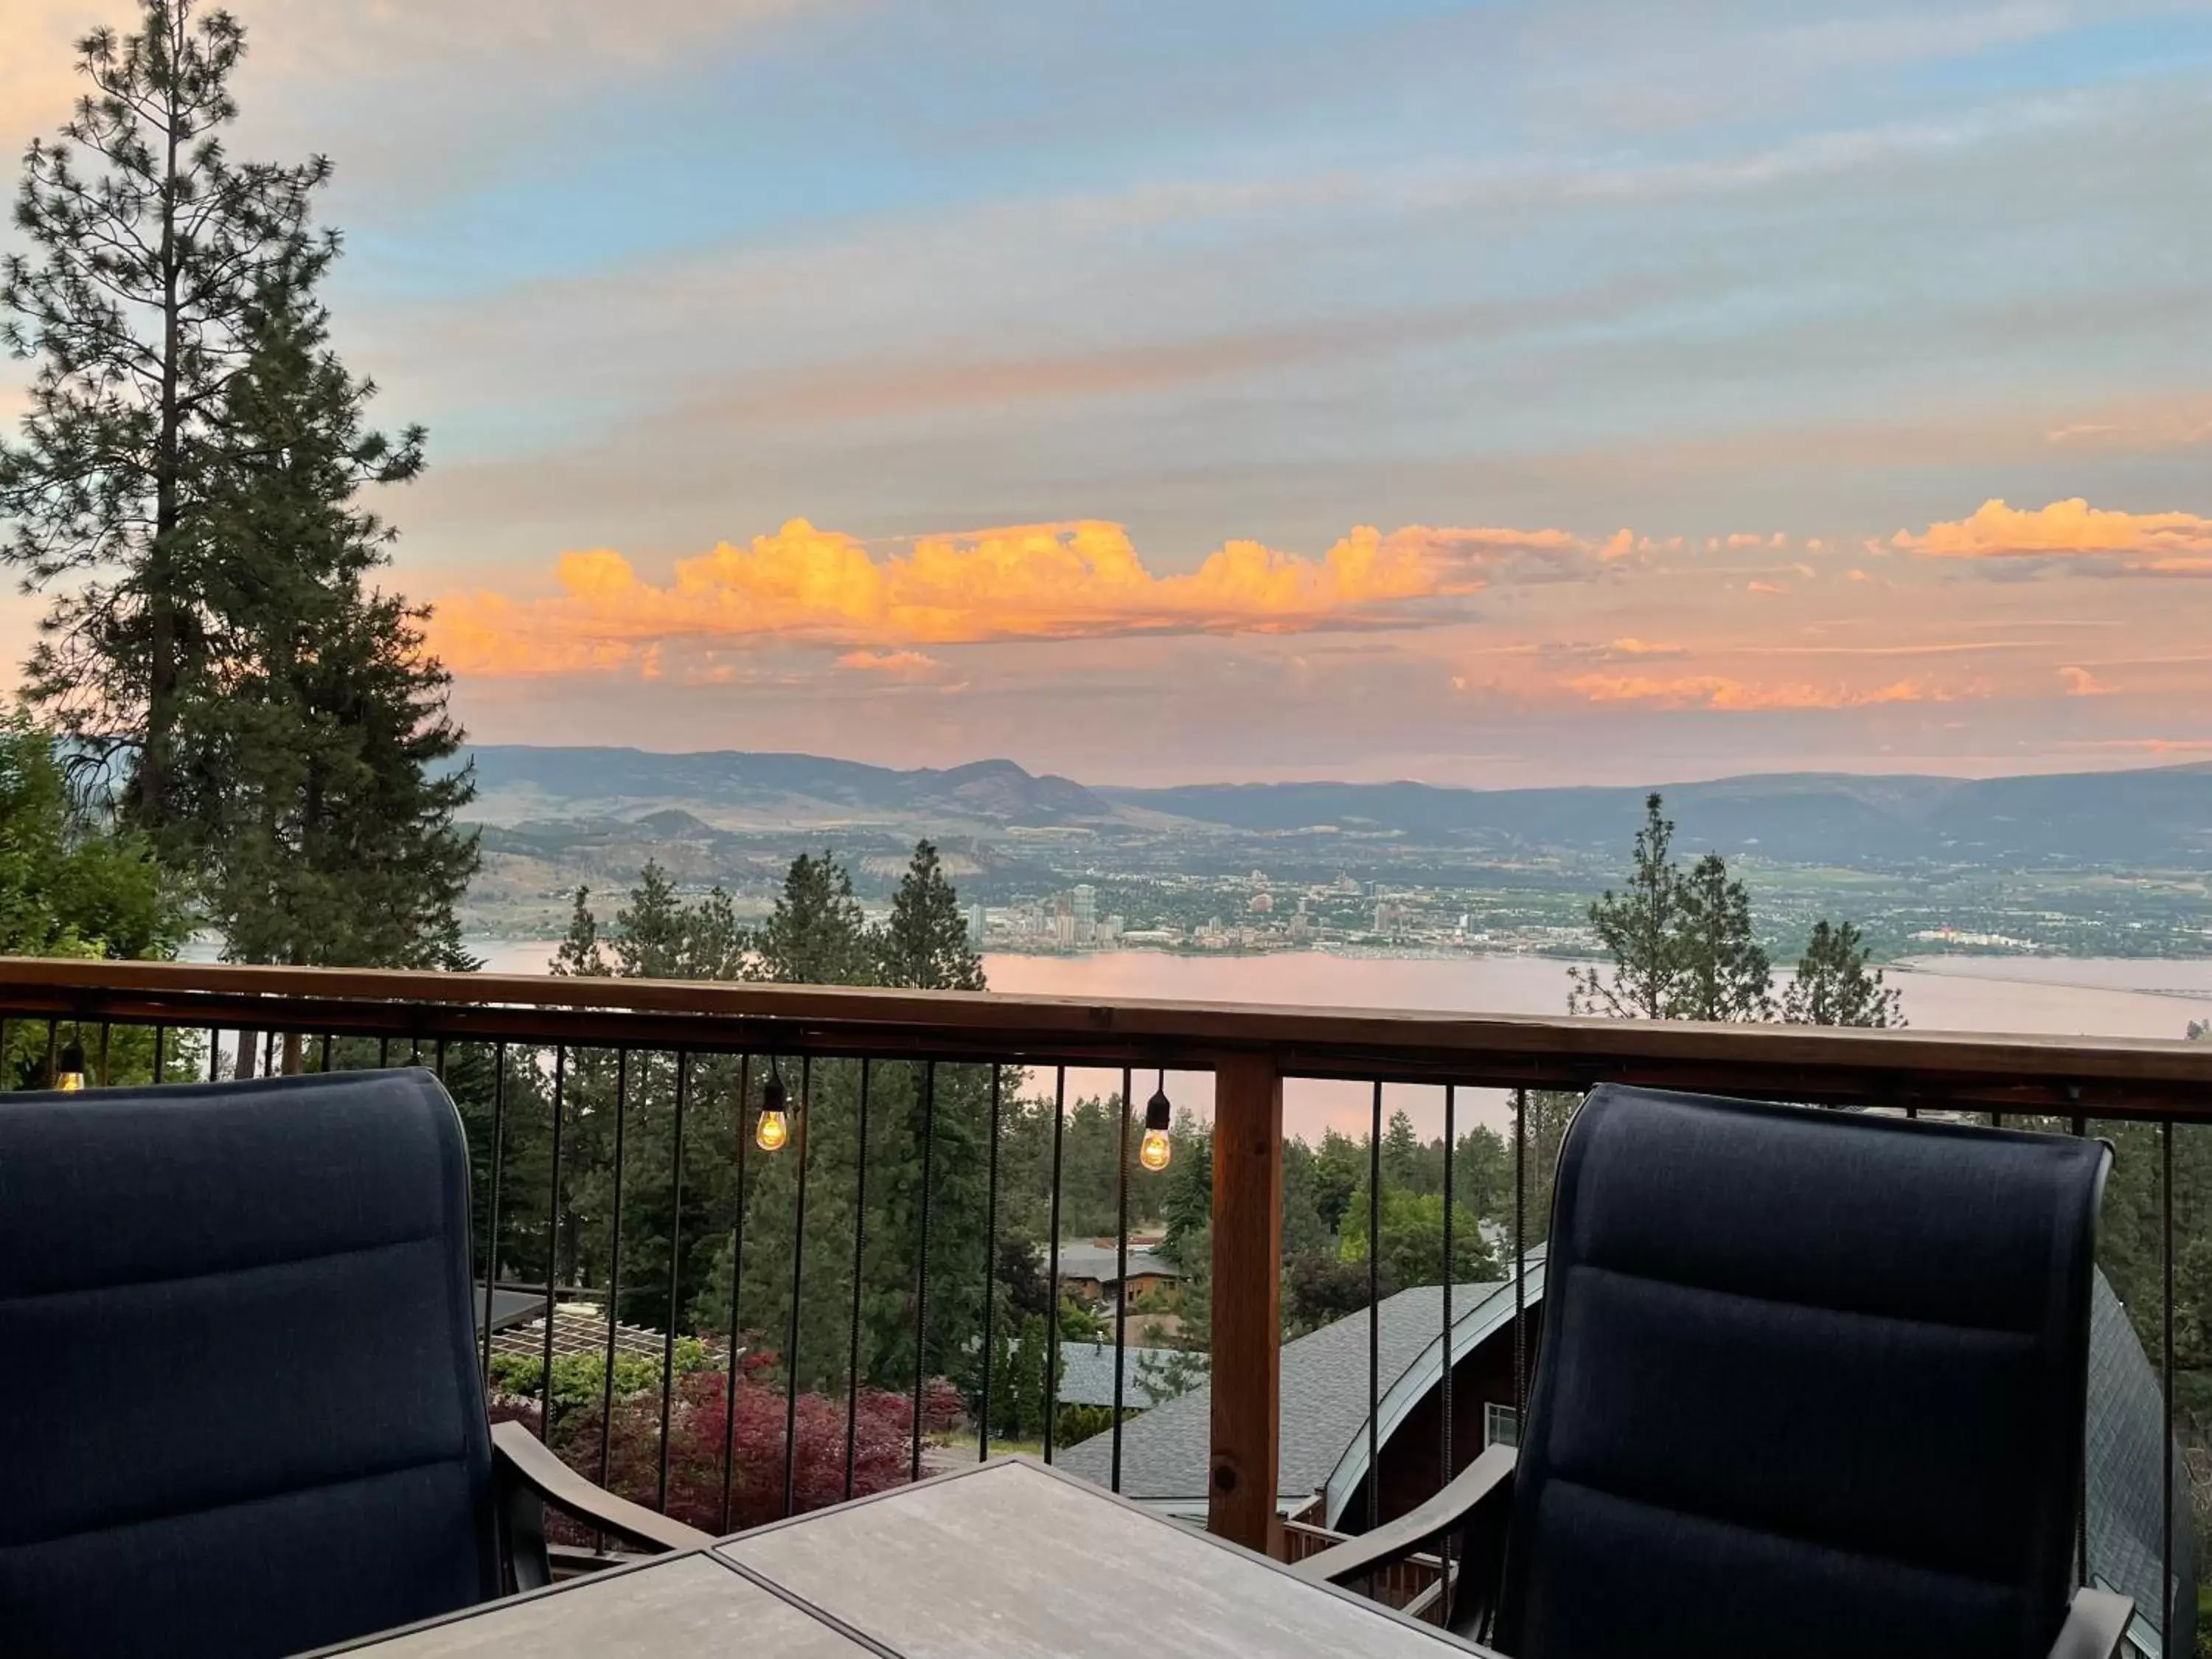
xmin=1300 ymin=1085 xmax=2135 ymax=1659
xmin=0 ymin=1069 xmax=706 ymax=1658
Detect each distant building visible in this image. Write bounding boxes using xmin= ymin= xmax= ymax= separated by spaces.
xmin=1247 ymin=891 xmax=1274 ymax=914
xmin=967 ymin=902 xmax=987 ymax=942
xmin=1054 ymin=1241 xmax=1183 ymax=1309
xmin=1072 ymin=884 xmax=1097 ymax=945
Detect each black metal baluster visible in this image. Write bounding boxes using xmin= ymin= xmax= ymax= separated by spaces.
xmin=319 ymin=1033 xmax=333 ymax=1073
xmin=1043 ymin=1067 xmax=1066 ymax=1464
xmin=378 ymin=1037 xmax=391 ymax=1070
xmin=207 ymin=1026 xmax=220 ymax=1082
xmin=1111 ymin=1067 xmax=1132 ymax=1493
xmin=844 ymin=1059 xmax=872 ymax=1500
xmin=599 ymin=1049 xmax=630 ymax=1506
xmin=720 ymin=1054 xmax=752 ymax=1536
xmin=1367 ymin=1079 xmax=1382 ymax=1532
xmin=1513 ymin=1088 xmax=1528 ymax=1427
xmin=978 ymin=1064 xmax=1004 ymax=1462
xmin=539 ymin=1047 xmax=568 ymax=1442
xmin=43 ymin=1018 xmax=57 ymax=1087
xmin=782 ymin=1057 xmax=813 ymax=1520
xmin=658 ymin=1051 xmax=689 ymax=1514
xmin=2163 ymin=1117 xmax=2175 ymax=1638
xmin=151 ymin=1024 xmax=166 ymax=1085
xmin=1441 ymin=1084 xmax=1455 ymax=1493
xmin=434 ymin=1037 xmax=447 ymax=1082
xmin=910 ymin=1061 xmax=937 ymax=1484
xmin=481 ymin=1043 xmax=508 ymax=1378
xmin=97 ymin=1022 xmax=110 ymax=1087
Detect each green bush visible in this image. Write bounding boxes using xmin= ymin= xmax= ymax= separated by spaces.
xmin=487 ymin=1337 xmax=714 ymax=1410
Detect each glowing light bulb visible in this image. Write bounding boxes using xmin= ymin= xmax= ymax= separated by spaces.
xmin=55 ymin=1038 xmax=86 ymax=1093
xmin=1138 ymin=1074 xmax=1172 ymax=1170
xmin=754 ymin=1064 xmax=790 ymax=1152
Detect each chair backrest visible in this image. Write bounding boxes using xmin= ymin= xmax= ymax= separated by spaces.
xmin=1495 ymin=1085 xmax=2108 ymax=1659
xmin=0 ymin=1069 xmax=500 ymax=1658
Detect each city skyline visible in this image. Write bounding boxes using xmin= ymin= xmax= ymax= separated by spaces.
xmin=4 ymin=0 xmax=2211 ymax=787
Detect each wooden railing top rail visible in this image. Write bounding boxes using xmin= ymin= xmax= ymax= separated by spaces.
xmin=1 ymin=955 xmax=2208 ymax=1115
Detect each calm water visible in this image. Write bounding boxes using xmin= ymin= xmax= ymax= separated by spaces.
xmin=469 ymin=941 xmax=2211 ymax=1138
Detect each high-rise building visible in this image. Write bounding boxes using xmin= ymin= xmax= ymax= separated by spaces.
xmin=1072 ymin=884 xmax=1097 ymax=945
xmin=967 ymin=902 xmax=987 ymax=942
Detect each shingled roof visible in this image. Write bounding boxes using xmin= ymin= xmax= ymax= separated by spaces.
xmin=1054 ymin=1276 xmax=1511 ymax=1512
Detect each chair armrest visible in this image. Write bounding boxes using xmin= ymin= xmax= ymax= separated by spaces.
xmin=490 ymin=1419 xmax=710 ymax=1588
xmin=2044 ymin=1589 xmax=2133 ymax=1659
xmin=1292 ymin=1444 xmax=1517 ymax=1587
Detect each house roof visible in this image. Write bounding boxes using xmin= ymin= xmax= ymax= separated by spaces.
xmin=1056 ymin=1342 xmax=1209 ymax=1409
xmin=1054 ymin=1276 xmax=1510 ymax=1509
xmin=2087 ymin=1270 xmax=2198 ymax=1656
xmin=1052 ymin=1242 xmax=1182 ymax=1284
xmin=1321 ymin=1253 xmax=1547 ymax=1527
xmin=475 ymin=1284 xmax=549 ymax=1333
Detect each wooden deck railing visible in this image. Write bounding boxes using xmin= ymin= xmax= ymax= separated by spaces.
xmin=1 ymin=955 xmax=2208 ymax=1573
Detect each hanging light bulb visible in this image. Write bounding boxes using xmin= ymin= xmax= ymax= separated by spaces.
xmin=754 ymin=1061 xmax=790 ymax=1152
xmin=55 ymin=1037 xmax=87 ymax=1093
xmin=1139 ymin=1071 xmax=1172 ymax=1172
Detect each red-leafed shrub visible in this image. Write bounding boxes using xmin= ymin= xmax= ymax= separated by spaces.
xmin=488 ymin=1354 xmax=967 ymax=1538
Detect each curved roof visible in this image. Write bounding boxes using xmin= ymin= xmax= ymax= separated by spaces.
xmin=1321 ymin=1252 xmax=1547 ymax=1528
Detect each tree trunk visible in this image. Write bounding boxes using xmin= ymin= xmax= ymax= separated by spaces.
xmin=142 ymin=13 xmax=187 ymax=833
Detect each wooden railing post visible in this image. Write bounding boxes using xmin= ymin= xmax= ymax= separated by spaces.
xmin=1209 ymin=1052 xmax=1282 ymax=1554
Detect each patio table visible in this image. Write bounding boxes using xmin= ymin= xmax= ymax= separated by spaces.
xmin=333 ymin=1457 xmax=1499 ymax=1658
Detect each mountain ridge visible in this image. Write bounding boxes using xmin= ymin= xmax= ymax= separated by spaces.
xmin=459 ymin=746 xmax=2212 ymax=867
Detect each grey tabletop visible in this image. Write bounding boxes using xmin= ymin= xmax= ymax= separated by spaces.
xmin=342 ymin=1458 xmax=1498 ymax=1658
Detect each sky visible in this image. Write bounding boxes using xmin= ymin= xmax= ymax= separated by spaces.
xmin=4 ymin=0 xmax=2211 ymax=787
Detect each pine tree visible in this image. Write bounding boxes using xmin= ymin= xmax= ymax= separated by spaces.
xmin=1 ymin=1 xmax=332 ymax=828
xmin=1568 ymin=793 xmax=1688 ymax=1018
xmin=1674 ymin=852 xmax=1773 ymax=1021
xmin=1782 ymin=919 xmax=1904 ymax=1028
xmin=751 ymin=852 xmax=873 ymax=986
xmin=877 ymin=839 xmax=983 ymax=991
xmin=184 ymin=282 xmax=472 ymax=970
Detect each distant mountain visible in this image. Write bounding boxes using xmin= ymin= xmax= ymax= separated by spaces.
xmin=464 ymin=746 xmax=1114 ymax=830
xmin=1102 ymin=763 xmax=2212 ymax=867
xmin=456 ymin=746 xmax=2212 ymax=866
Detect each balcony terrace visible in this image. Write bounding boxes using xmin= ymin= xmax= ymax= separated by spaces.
xmin=2 ymin=956 xmax=2208 ymax=1656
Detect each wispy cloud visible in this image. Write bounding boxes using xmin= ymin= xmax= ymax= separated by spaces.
xmin=1563 ymin=675 xmax=1955 ymax=712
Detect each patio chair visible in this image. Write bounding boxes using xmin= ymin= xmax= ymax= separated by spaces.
xmin=1296 ymin=1084 xmax=2135 ymax=1659
xmin=0 ymin=1068 xmax=707 ymax=1659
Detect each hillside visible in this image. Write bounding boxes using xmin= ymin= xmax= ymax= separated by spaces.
xmin=457 ymin=746 xmax=2212 ymax=870
xmin=465 ymin=746 xmax=1114 ymax=830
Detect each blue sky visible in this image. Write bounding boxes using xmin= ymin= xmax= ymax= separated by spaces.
xmin=4 ymin=0 xmax=2211 ymax=784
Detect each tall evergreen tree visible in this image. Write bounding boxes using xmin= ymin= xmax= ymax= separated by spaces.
xmin=184 ymin=282 xmax=471 ymax=970
xmin=1 ymin=1 xmax=330 ymax=828
xmin=877 ymin=839 xmax=983 ymax=991
xmin=1782 ymin=919 xmax=1904 ymax=1028
xmin=751 ymin=852 xmax=873 ymax=986
xmin=1674 ymin=852 xmax=1773 ymax=1021
xmin=1568 ymin=793 xmax=1688 ymax=1018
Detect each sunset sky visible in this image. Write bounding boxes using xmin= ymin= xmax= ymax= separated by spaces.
xmin=5 ymin=0 xmax=2211 ymax=787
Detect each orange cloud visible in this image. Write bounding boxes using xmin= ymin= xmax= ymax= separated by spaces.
xmin=1565 ymin=675 xmax=1947 ymax=712
xmin=2059 ymin=665 xmax=2115 ymax=697
xmin=1893 ymin=498 xmax=2212 ymax=574
xmin=432 ymin=517 xmax=1613 ymax=676
xmin=1608 ymin=637 xmax=1688 ymax=657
